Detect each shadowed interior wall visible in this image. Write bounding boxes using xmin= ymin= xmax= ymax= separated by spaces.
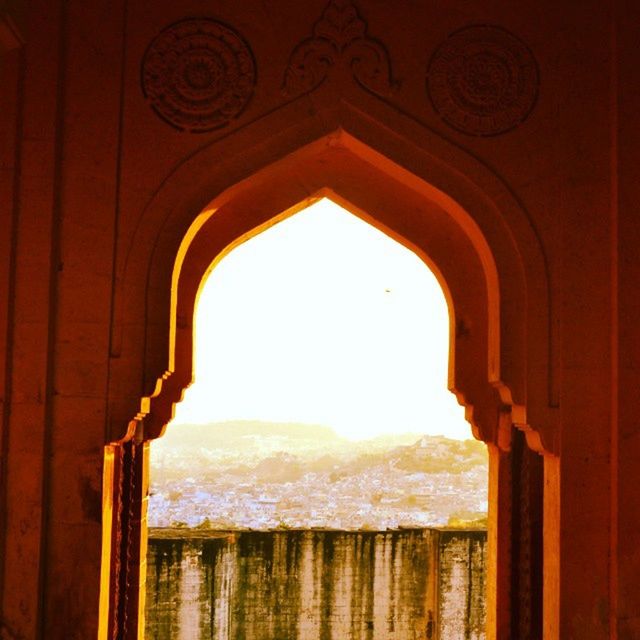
xmin=145 ymin=529 xmax=486 ymax=640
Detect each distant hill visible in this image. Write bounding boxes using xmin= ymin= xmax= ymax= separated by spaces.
xmin=391 ymin=437 xmax=487 ymax=473
xmin=153 ymin=420 xmax=488 ymax=479
xmin=158 ymin=420 xmax=342 ymax=450
xmin=157 ymin=420 xmax=436 ymax=452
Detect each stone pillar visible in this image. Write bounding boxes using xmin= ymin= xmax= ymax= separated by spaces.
xmin=487 ymin=428 xmax=544 ymax=640
xmin=105 ymin=440 xmax=148 ymax=640
xmin=486 ymin=443 xmax=512 ymax=640
xmin=0 ymin=3 xmax=64 ymax=636
xmin=510 ymin=429 xmax=543 ymax=639
xmin=556 ymin=4 xmax=615 ymax=636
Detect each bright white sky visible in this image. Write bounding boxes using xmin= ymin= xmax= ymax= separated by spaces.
xmin=171 ymin=198 xmax=471 ymax=440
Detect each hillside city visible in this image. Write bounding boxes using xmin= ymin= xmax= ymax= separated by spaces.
xmin=148 ymin=421 xmax=488 ymax=531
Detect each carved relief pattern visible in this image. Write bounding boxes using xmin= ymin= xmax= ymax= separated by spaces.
xmin=283 ymin=0 xmax=394 ymax=98
xmin=427 ymin=25 xmax=539 ymax=136
xmin=141 ymin=18 xmax=256 ymax=133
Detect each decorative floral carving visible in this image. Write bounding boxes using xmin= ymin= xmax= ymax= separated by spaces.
xmin=141 ymin=18 xmax=256 ymax=133
xmin=427 ymin=25 xmax=539 ymax=136
xmin=283 ymin=0 xmax=394 ymax=98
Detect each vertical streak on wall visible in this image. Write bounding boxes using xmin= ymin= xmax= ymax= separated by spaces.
xmin=615 ymin=4 xmax=640 ymax=635
xmin=372 ymin=533 xmax=389 ymax=639
xmin=330 ymin=531 xmax=353 ymax=639
xmin=439 ymin=534 xmax=469 ymax=640
xmin=363 ymin=534 xmax=375 ymax=638
xmin=178 ymin=547 xmax=202 ymax=639
xmin=425 ymin=529 xmax=439 ymax=639
xmin=468 ymin=535 xmax=488 ymax=639
xmin=37 ymin=0 xmax=68 ymax=633
xmin=199 ymin=538 xmax=216 ymax=639
xmin=298 ymin=532 xmax=319 ymax=640
xmin=149 ymin=539 xmax=183 ymax=638
xmin=438 ymin=531 xmax=487 ymax=640
xmin=217 ymin=539 xmax=236 ymax=639
xmin=0 ymin=37 xmax=23 ymax=626
xmin=608 ymin=5 xmax=619 ymax=638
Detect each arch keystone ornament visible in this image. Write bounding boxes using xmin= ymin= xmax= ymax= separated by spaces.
xmin=427 ymin=25 xmax=539 ymax=136
xmin=283 ymin=0 xmax=395 ymax=98
xmin=141 ymin=18 xmax=256 ymax=133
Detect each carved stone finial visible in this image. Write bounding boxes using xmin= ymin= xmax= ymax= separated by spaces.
xmin=427 ymin=25 xmax=539 ymax=137
xmin=141 ymin=18 xmax=256 ymax=133
xmin=283 ymin=0 xmax=395 ymax=98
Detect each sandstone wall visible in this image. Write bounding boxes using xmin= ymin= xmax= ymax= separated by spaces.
xmin=145 ymin=529 xmax=486 ymax=640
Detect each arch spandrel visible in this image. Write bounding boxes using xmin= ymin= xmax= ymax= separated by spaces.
xmin=108 ymin=105 xmax=557 ymax=454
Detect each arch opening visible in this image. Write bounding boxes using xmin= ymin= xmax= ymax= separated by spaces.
xmin=102 ymin=130 xmax=550 ymax=640
xmin=144 ymin=198 xmax=489 ymax=639
xmin=172 ymin=197 xmax=469 ymax=443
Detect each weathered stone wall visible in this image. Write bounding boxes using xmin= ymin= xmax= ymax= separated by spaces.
xmin=145 ymin=529 xmax=486 ymax=640
xmin=437 ymin=531 xmax=486 ymax=640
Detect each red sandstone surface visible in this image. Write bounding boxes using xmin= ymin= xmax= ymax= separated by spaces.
xmin=1 ymin=1 xmax=638 ymax=638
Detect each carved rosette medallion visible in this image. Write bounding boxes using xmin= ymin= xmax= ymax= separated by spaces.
xmin=141 ymin=19 xmax=256 ymax=133
xmin=427 ymin=25 xmax=539 ymax=136
xmin=283 ymin=0 xmax=394 ymax=98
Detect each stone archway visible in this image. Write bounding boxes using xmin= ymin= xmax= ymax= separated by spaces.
xmin=102 ymin=126 xmax=556 ymax=639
